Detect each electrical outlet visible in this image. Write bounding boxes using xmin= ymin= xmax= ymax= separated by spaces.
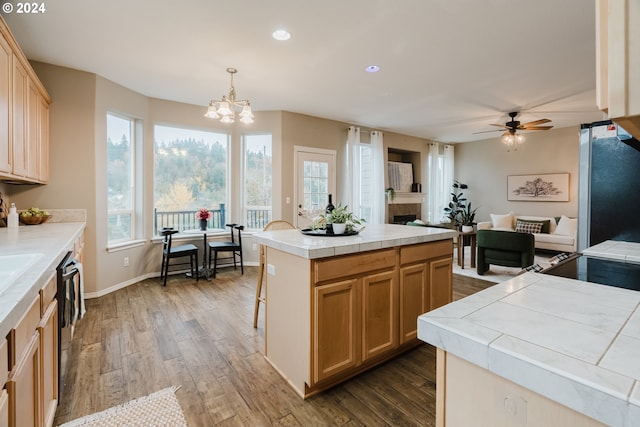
xmin=252 ymin=243 xmax=258 ymax=251
xmin=123 ymin=256 xmax=129 ymax=267
xmin=267 ymin=264 xmax=275 ymax=275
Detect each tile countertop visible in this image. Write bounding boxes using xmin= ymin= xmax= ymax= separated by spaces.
xmin=252 ymin=223 xmax=457 ymax=259
xmin=582 ymin=240 xmax=640 ymax=262
xmin=0 ymin=222 xmax=86 ymax=341
xmin=418 ymin=271 xmax=640 ymax=427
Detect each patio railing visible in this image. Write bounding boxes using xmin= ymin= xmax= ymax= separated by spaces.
xmin=154 ymin=204 xmax=273 ymax=234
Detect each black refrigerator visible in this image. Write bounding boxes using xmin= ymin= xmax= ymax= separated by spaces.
xmin=578 ymin=120 xmax=640 ymax=250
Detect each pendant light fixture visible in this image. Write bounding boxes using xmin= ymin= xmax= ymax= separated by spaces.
xmin=502 ymin=130 xmax=525 ymax=151
xmin=204 ymin=68 xmax=254 ymax=124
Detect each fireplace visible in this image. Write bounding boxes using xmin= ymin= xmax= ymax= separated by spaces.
xmin=393 ymin=214 xmax=417 ymax=224
xmin=388 ymin=202 xmax=421 ymax=224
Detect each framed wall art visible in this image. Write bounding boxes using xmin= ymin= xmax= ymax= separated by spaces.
xmin=507 ymin=173 xmax=569 ymax=202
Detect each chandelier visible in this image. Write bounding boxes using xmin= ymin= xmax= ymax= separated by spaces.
xmin=501 ymin=130 xmax=525 ymax=151
xmin=204 ymin=68 xmax=254 ymax=124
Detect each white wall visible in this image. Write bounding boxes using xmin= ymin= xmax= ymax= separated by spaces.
xmin=454 ymin=126 xmax=580 ymax=222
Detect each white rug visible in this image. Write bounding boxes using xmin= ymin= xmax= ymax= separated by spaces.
xmin=453 ymin=246 xmax=552 ymax=283
xmin=59 ymin=386 xmax=187 ymax=427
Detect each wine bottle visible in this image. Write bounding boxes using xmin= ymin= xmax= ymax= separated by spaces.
xmin=325 ymin=194 xmax=335 ymax=234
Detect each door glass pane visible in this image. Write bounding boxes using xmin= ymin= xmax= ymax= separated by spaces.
xmin=302 ymin=160 xmax=329 ymax=216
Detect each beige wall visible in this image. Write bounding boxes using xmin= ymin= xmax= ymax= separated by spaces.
xmin=454 ymin=126 xmax=580 ymax=222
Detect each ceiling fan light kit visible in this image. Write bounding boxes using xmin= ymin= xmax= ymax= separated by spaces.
xmin=476 ymin=111 xmax=553 ymax=151
xmin=204 ymin=67 xmax=254 ymax=124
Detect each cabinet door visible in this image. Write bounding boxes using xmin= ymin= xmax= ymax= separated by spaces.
xmin=38 ymin=301 xmax=57 ymax=427
xmin=361 ymin=270 xmax=397 ymax=361
xmin=7 ymin=332 xmax=41 ymax=427
xmin=0 ymin=389 xmax=8 ymax=427
xmin=11 ymin=56 xmax=28 ymax=177
xmin=26 ymin=81 xmax=39 ymax=179
xmin=313 ymin=278 xmax=359 ymax=384
xmin=38 ymin=97 xmax=49 ymax=183
xmin=429 ymin=257 xmax=453 ymax=311
xmin=0 ymin=34 xmax=11 ymax=174
xmin=399 ymin=263 xmax=427 ymax=344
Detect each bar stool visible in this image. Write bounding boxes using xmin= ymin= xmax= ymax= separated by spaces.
xmin=253 ymin=220 xmax=295 ymax=328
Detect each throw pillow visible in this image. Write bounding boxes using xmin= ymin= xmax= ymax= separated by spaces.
xmin=554 ymin=215 xmax=578 ymax=236
xmin=515 ymin=220 xmax=543 ymax=234
xmin=490 ymin=212 xmax=515 ymax=230
xmin=517 ymin=219 xmax=551 ymax=234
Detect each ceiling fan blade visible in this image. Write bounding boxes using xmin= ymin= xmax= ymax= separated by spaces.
xmin=472 ymin=129 xmax=503 ymax=134
xmin=521 ymin=125 xmax=554 ymax=130
xmin=522 ymin=118 xmax=552 ymax=127
xmin=489 ymin=123 xmax=509 ymax=129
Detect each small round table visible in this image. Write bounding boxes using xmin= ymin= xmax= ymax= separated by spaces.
xmin=183 ymin=228 xmax=217 ymax=279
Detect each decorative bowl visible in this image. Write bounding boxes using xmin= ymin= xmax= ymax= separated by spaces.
xmin=19 ymin=214 xmax=52 ymax=225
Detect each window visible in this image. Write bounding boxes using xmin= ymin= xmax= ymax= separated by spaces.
xmin=243 ymin=134 xmax=272 ymax=230
xmin=107 ymin=113 xmax=136 ymax=243
xmin=153 ymin=125 xmax=229 ymax=233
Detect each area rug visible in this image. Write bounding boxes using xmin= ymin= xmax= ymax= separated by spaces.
xmin=59 ymin=386 xmax=187 ymax=427
xmin=453 ymin=246 xmax=553 ymax=283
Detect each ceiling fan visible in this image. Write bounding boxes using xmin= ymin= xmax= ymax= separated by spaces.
xmin=474 ymin=111 xmax=554 ymax=135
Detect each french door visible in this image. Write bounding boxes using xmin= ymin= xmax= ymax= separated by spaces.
xmin=294 ymin=147 xmax=336 ymax=229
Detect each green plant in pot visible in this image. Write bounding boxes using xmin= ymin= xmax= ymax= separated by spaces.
xmin=443 ymin=180 xmax=468 ymax=225
xmin=457 ymin=202 xmax=478 ymax=232
xmin=322 ymin=203 xmax=365 ymax=234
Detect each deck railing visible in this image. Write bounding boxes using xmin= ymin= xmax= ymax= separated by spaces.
xmin=154 ymin=204 xmax=273 ymax=234
xmin=154 ymin=204 xmax=226 ymax=234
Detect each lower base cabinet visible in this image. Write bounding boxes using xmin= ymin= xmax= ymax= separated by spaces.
xmin=0 ymin=389 xmax=8 ymax=427
xmin=7 ymin=333 xmax=40 ymax=427
xmin=38 ymin=300 xmax=58 ymax=427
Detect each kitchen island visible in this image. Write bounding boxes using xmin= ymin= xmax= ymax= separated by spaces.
xmin=253 ymin=223 xmax=456 ymax=398
xmin=418 ymin=271 xmax=640 ymax=427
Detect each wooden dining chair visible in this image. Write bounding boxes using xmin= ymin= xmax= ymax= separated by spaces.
xmin=208 ymin=224 xmax=244 ymax=278
xmin=160 ymin=228 xmax=199 ymax=286
xmin=253 ymin=220 xmax=295 ymax=328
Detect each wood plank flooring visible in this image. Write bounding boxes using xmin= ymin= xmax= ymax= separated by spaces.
xmin=53 ymin=268 xmax=493 ymax=426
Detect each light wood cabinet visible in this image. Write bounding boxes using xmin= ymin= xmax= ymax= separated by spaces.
xmin=0 ymin=389 xmax=8 ymax=427
xmin=596 ymin=0 xmax=640 ymax=139
xmin=0 ymin=16 xmax=50 ymax=183
xmin=399 ymin=240 xmax=453 ymax=344
xmin=361 ymin=270 xmax=397 ymax=361
xmin=0 ymin=33 xmax=11 ymax=174
xmin=313 ymin=278 xmax=359 ymax=383
xmin=7 ymin=333 xmax=40 ymax=427
xmin=38 ymin=301 xmax=57 ymax=427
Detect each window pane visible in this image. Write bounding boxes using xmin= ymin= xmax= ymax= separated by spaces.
xmin=154 ymin=125 xmax=228 ymax=233
xmin=244 ymin=134 xmax=272 ymax=229
xmin=302 ymin=159 xmax=329 ymax=215
xmin=107 ymin=114 xmax=134 ymax=243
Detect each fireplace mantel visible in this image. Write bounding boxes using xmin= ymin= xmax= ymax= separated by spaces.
xmin=388 ymin=192 xmax=424 ymax=204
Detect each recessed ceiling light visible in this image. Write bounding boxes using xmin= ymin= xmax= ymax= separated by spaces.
xmin=365 ymin=65 xmax=380 ymax=73
xmin=272 ymin=30 xmax=291 ymax=41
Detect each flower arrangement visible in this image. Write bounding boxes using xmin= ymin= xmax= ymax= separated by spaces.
xmin=195 ymin=208 xmax=212 ymax=220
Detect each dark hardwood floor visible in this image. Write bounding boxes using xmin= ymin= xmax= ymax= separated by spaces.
xmin=53 ymin=267 xmax=493 ymax=426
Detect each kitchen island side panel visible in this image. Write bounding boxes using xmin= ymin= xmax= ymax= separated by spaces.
xmin=264 ymin=247 xmax=311 ymax=398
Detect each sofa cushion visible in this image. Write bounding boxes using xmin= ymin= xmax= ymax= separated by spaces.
xmin=515 ymin=220 xmax=543 ymax=234
xmin=490 ymin=212 xmax=515 ymax=230
xmin=516 ymin=216 xmax=557 ymax=233
xmin=517 ymin=219 xmax=551 ymax=233
xmin=554 ymin=215 xmax=578 ymax=236
xmin=534 ymin=232 xmax=575 ymax=246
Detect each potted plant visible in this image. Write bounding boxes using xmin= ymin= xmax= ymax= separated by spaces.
xmin=385 ymin=187 xmax=396 ymax=203
xmin=314 ymin=203 xmax=365 ymax=234
xmin=443 ymin=180 xmax=468 ymax=225
xmin=195 ymin=207 xmax=212 ymax=230
xmin=457 ymin=202 xmax=478 ymax=233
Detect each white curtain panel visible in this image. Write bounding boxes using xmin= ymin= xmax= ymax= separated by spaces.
xmin=442 ymin=144 xmax=455 ymax=221
xmin=426 ymin=142 xmax=441 ymax=223
xmin=369 ymin=131 xmax=385 ymax=224
xmin=342 ymin=126 xmax=360 ymax=209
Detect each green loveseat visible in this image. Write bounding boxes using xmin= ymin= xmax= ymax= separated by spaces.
xmin=476 ymin=229 xmax=535 ymax=275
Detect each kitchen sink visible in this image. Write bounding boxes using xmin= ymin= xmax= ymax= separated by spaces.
xmin=0 ymin=253 xmax=43 ymax=295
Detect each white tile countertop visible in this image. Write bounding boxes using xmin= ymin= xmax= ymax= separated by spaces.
xmin=252 ymin=223 xmax=457 ymax=259
xmin=583 ymin=240 xmax=640 ymax=263
xmin=0 ymin=222 xmax=85 ymax=340
xmin=418 ymin=271 xmax=640 ymax=427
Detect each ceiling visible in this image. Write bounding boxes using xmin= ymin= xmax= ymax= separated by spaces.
xmin=4 ymin=0 xmax=606 ymax=142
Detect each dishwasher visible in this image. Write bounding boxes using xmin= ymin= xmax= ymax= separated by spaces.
xmin=56 ymin=251 xmax=83 ymax=402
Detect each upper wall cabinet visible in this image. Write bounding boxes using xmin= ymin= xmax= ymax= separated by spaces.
xmin=596 ymin=0 xmax=640 ymax=139
xmin=0 ymin=16 xmax=51 ymax=184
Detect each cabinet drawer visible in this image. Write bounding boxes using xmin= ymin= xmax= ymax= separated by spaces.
xmin=40 ymin=273 xmax=56 ymax=317
xmin=0 ymin=338 xmax=7 ymax=385
xmin=400 ymin=240 xmax=452 ymax=265
xmin=9 ymin=295 xmax=39 ymax=369
xmin=314 ymin=248 xmax=396 ymax=284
